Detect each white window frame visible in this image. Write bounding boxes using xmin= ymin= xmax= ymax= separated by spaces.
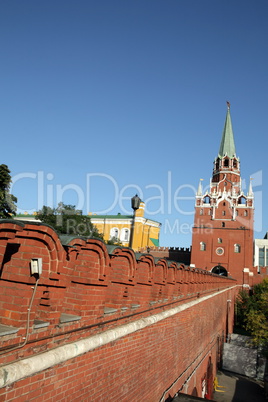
xmin=110 ymin=227 xmax=119 ymax=240
xmin=234 ymin=243 xmax=241 ymax=253
xmin=200 ymin=242 xmax=206 ymax=251
xmin=120 ymin=228 xmax=130 ymax=242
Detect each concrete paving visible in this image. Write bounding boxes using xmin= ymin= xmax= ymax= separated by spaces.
xmin=213 ymin=370 xmax=266 ymax=402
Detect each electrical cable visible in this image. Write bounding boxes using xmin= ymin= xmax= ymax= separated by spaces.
xmin=0 ymin=277 xmax=39 ymax=355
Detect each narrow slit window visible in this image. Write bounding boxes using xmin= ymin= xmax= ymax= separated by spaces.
xmin=200 ymin=242 xmax=206 ymax=251
xmin=234 ymin=244 xmax=241 ymax=253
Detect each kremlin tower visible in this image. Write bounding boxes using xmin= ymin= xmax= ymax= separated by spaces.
xmin=190 ymin=103 xmax=254 ymax=285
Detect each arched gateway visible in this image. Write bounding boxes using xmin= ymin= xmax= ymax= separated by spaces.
xmin=211 ymin=265 xmax=228 ymax=276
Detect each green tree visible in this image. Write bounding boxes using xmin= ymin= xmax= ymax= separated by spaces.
xmin=36 ymin=203 xmax=104 ymax=239
xmin=0 ymin=164 xmax=17 ymax=218
xmin=235 ymin=289 xmax=252 ymax=328
xmin=236 ymin=279 xmax=268 ymax=355
xmin=106 ymin=236 xmax=122 ymax=246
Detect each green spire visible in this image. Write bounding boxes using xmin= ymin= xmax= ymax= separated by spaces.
xmin=218 ymin=102 xmax=236 ymax=158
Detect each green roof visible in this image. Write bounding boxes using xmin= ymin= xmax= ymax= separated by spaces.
xmin=15 ymin=213 xmax=133 ymax=219
xmin=150 ymin=238 xmax=159 ymax=246
xmin=90 ymin=214 xmax=133 ymax=219
xmin=218 ymin=106 xmax=236 ymax=158
xmin=90 ymin=214 xmax=161 ymax=225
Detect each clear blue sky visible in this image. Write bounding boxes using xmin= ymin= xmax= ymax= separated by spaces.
xmin=1 ymin=0 xmax=267 ymax=247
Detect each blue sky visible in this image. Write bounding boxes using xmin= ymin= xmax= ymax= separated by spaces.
xmin=1 ymin=0 xmax=267 ymax=247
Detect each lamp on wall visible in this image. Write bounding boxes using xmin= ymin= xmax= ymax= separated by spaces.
xmin=129 ymin=194 xmax=141 ymax=249
xmin=131 ymin=194 xmax=141 ymax=212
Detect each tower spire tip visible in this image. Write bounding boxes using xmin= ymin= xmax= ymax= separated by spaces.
xmin=226 ymin=101 xmax=230 ymax=109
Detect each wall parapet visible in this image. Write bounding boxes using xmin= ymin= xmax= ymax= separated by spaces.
xmin=139 ymin=246 xmax=191 ymax=252
xmin=139 ymin=245 xmax=191 ymax=264
xmin=0 ymin=220 xmax=236 ymax=367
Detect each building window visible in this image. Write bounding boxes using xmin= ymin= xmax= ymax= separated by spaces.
xmin=259 ymin=247 xmax=265 ymax=267
xmin=120 ymin=228 xmax=130 ymax=242
xmin=110 ymin=227 xmax=119 ymax=240
xmin=218 ymin=238 xmax=222 ymax=243
xmin=216 ymin=247 xmax=224 ymax=256
xmin=200 ymin=242 xmax=206 ymax=251
xmin=222 ymin=222 xmax=225 ymax=227
xmin=244 ymin=210 xmax=248 ymax=217
xmin=234 ymin=244 xmax=241 ymax=253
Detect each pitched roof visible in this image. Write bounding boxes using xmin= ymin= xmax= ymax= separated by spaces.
xmin=218 ymin=105 xmax=236 ymax=158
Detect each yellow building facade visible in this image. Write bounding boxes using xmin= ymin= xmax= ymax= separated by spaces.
xmin=90 ymin=201 xmax=161 ymax=251
xmin=15 ymin=200 xmax=161 ymax=252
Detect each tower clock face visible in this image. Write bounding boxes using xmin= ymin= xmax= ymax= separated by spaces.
xmin=216 ymin=247 xmax=224 ymax=255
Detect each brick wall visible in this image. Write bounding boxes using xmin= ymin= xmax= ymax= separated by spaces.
xmin=138 ymin=246 xmax=191 ymax=265
xmin=0 ymin=220 xmax=238 ymax=401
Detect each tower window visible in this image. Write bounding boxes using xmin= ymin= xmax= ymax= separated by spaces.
xmin=238 ymin=196 xmax=246 ymax=205
xmin=224 ymin=158 xmax=229 ymax=167
xmin=233 ymin=159 xmax=237 ymax=168
xmin=200 ymin=242 xmax=206 ymax=251
xmin=244 ymin=210 xmax=248 ymax=217
xmin=234 ymin=244 xmax=241 ymax=253
xmin=200 ymin=209 xmax=203 ymax=215
xmin=222 ymin=211 xmax=226 ymax=216
xmin=204 ymin=196 xmax=210 ymax=204
xmin=218 ymin=238 xmax=222 ymax=243
xmin=222 ymin=222 xmax=225 ymax=227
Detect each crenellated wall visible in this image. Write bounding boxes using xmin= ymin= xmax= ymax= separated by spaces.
xmin=0 ymin=220 xmax=238 ymax=401
xmin=138 ymin=246 xmax=191 ymax=265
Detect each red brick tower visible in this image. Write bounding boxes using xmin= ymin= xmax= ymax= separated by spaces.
xmin=190 ymin=103 xmax=254 ymax=285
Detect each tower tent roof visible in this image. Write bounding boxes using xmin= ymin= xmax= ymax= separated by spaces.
xmin=218 ymin=104 xmax=236 ymax=158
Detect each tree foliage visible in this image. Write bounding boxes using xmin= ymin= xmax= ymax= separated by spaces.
xmin=236 ymin=279 xmax=268 ymax=355
xmin=106 ymin=236 xmax=122 ymax=246
xmin=0 ymin=164 xmax=17 ymax=218
xmin=36 ymin=203 xmax=104 ymax=239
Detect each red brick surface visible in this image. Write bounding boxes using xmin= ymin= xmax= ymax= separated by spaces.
xmin=0 ymin=221 xmax=238 ymax=401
